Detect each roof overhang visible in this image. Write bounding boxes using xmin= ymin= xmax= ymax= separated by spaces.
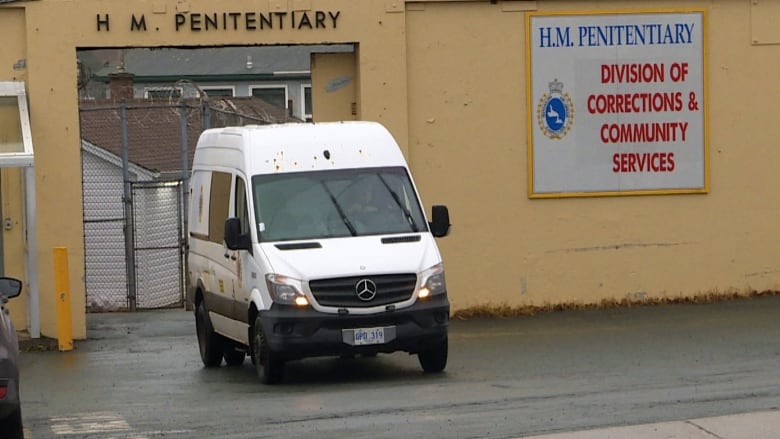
xmin=0 ymin=81 xmax=35 ymax=168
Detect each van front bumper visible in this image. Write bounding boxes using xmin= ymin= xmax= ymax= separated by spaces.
xmin=257 ymin=295 xmax=449 ymax=360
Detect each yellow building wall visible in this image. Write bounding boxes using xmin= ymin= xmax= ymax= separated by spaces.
xmin=0 ymin=8 xmax=29 ymax=330
xmin=5 ymin=0 xmax=412 ymax=339
xmin=2 ymin=168 xmax=27 ymax=330
xmin=407 ymin=0 xmax=780 ymax=309
xmin=1 ymin=0 xmax=779 ymax=337
xmin=311 ymin=52 xmax=357 ymax=123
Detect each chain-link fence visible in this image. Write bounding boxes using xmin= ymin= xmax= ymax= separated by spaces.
xmin=80 ymin=96 xmax=296 ymax=312
xmin=132 ymin=181 xmax=184 ymax=309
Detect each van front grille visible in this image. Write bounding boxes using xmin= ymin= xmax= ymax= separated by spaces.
xmin=309 ymin=274 xmax=417 ymax=308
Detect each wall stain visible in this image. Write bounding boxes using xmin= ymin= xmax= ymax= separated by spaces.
xmin=548 ymin=241 xmax=695 ymax=254
xmin=744 ymin=269 xmax=780 ymax=278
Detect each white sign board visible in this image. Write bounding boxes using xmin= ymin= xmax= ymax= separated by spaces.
xmin=526 ymin=10 xmax=708 ymax=197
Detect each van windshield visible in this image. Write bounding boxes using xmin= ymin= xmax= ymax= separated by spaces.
xmin=252 ymin=166 xmax=428 ymax=242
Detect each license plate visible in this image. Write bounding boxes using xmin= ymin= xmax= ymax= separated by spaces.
xmin=353 ymin=327 xmax=385 ymax=345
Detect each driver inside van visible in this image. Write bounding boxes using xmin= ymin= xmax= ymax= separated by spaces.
xmin=347 ymin=184 xmax=381 ymax=215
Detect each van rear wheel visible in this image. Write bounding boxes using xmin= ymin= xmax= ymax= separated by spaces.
xmin=196 ymin=301 xmax=224 ymax=367
xmin=252 ymin=316 xmax=284 ymax=384
xmin=418 ymin=336 xmax=448 ymax=373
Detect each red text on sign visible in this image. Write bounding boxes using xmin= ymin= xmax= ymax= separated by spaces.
xmin=601 ymin=63 xmax=665 ymax=84
xmin=601 ymin=122 xmax=688 ymax=143
xmin=587 ymin=92 xmax=683 ymax=114
xmin=612 ymin=152 xmax=676 ymax=173
xmin=669 ymin=62 xmax=689 ymax=82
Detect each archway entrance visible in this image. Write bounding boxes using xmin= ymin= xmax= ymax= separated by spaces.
xmin=75 ymin=44 xmax=357 ymax=311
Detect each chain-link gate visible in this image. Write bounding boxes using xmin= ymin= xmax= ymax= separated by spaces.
xmin=82 ymin=143 xmax=130 ymax=311
xmin=80 ymin=94 xmax=293 ymax=312
xmin=82 ymin=153 xmax=185 ymax=311
xmin=131 ymin=181 xmax=184 ymax=309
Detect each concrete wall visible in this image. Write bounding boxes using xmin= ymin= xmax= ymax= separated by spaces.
xmin=1 ymin=0 xmax=779 ymax=337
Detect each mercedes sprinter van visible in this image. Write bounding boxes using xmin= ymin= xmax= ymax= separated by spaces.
xmin=187 ymin=121 xmax=451 ymax=384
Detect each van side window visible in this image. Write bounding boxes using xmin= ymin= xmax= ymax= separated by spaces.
xmin=235 ymin=176 xmax=250 ymax=236
xmin=209 ymin=171 xmax=232 ymax=244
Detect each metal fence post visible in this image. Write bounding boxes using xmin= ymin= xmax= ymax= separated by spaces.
xmin=202 ymin=101 xmax=211 ymax=130
xmin=180 ymin=101 xmax=190 ymax=222
xmin=121 ymin=101 xmax=137 ymax=311
xmin=180 ymin=101 xmax=191 ymax=309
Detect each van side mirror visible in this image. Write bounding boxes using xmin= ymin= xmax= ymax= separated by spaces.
xmin=224 ymin=218 xmax=252 ymax=251
xmin=429 ymin=205 xmax=450 ymax=238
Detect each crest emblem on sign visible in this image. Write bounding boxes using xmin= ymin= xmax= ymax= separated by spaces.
xmin=537 ymin=78 xmax=574 ymax=140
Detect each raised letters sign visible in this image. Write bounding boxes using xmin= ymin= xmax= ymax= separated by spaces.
xmin=95 ymin=10 xmax=340 ymax=32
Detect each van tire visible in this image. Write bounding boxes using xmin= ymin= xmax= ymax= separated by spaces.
xmin=252 ymin=316 xmax=284 ymax=384
xmin=196 ymin=301 xmax=224 ymax=368
xmin=418 ymin=336 xmax=448 ymax=373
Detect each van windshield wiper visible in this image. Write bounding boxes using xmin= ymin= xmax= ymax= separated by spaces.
xmin=320 ymin=181 xmax=357 ymax=236
xmin=376 ymin=174 xmax=419 ymax=232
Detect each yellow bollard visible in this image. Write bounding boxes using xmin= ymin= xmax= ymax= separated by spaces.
xmin=53 ymin=247 xmax=73 ymax=351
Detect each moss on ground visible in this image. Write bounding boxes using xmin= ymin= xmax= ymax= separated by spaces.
xmin=450 ymin=289 xmax=780 ymax=320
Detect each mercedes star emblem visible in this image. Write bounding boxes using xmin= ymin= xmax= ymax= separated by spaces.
xmin=355 ymin=279 xmax=377 ymax=301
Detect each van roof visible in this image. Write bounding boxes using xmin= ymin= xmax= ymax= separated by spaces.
xmin=194 ymin=121 xmax=409 ymax=174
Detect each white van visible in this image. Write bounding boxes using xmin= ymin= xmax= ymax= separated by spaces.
xmin=187 ymin=121 xmax=451 ymax=384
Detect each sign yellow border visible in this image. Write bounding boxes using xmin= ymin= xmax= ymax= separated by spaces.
xmin=525 ymin=8 xmax=709 ymax=199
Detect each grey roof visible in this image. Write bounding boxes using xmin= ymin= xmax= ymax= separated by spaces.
xmin=93 ymin=45 xmax=353 ymax=78
xmin=79 ymin=97 xmax=301 ymax=175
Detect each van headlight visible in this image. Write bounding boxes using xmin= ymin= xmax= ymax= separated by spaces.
xmin=418 ymin=263 xmax=446 ymax=299
xmin=265 ymin=274 xmax=309 ymax=306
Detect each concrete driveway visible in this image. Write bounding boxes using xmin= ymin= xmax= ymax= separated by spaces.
xmin=17 ymin=295 xmax=780 ymax=438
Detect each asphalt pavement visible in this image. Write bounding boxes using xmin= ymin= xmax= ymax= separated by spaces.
xmin=16 ymin=295 xmax=780 ymax=439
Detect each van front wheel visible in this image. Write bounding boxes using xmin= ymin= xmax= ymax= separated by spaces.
xmin=196 ymin=301 xmax=224 ymax=367
xmin=252 ymin=316 xmax=284 ymax=384
xmin=418 ymin=336 xmax=448 ymax=373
